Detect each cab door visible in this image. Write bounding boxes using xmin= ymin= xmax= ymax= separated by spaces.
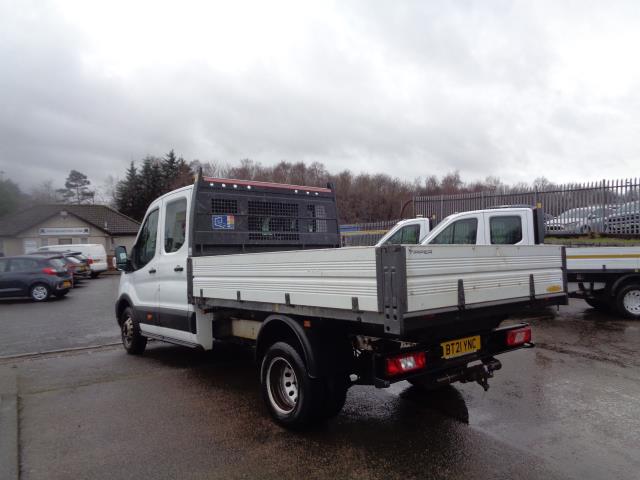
xmin=128 ymin=207 xmax=161 ymax=327
xmin=153 ymin=191 xmax=194 ymax=340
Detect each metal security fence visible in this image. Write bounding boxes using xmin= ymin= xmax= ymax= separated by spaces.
xmin=415 ymin=178 xmax=640 ymax=236
xmin=340 ymin=220 xmax=399 ymax=246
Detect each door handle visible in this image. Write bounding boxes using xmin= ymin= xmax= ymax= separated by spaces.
xmin=174 ymin=266 xmax=184 ymax=272
xmin=148 ymin=268 xmax=157 ymax=274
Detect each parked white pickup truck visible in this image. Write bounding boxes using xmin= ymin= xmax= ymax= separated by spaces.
xmin=391 ymin=209 xmax=640 ymax=319
xmin=114 ymin=174 xmax=567 ymax=429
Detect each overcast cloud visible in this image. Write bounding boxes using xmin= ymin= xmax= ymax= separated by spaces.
xmin=1 ymin=0 xmax=639 ymax=191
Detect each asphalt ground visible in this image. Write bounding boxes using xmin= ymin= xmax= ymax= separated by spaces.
xmin=1 ymin=277 xmax=639 ymax=479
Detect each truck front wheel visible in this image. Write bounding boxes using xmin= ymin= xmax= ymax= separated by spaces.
xmin=260 ymin=341 xmax=324 ymax=429
xmin=120 ymin=307 xmax=147 ymax=355
xmin=616 ymin=284 xmax=640 ymax=319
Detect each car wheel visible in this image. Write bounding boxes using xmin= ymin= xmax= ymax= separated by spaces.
xmin=260 ymin=341 xmax=324 ymax=429
xmin=54 ymin=289 xmax=70 ymax=298
xmin=584 ymin=298 xmax=611 ymax=311
xmin=120 ymin=307 xmax=147 ymax=354
xmin=90 ymin=272 xmax=100 ymax=279
xmin=30 ymin=283 xmax=51 ymax=302
xmin=616 ymin=284 xmax=640 ymax=319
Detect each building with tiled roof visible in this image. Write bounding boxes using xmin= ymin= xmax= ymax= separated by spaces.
xmin=0 ymin=204 xmax=140 ymax=256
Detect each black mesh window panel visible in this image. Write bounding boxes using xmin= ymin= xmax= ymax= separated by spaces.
xmin=248 ymin=201 xmax=300 ymax=240
xmin=212 ymin=199 xmax=238 ymax=214
xmin=307 ymin=204 xmax=328 ymax=233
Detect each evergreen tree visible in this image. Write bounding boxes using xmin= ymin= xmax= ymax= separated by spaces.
xmin=115 ymin=162 xmax=144 ymax=220
xmin=0 ymin=178 xmax=23 ymax=217
xmin=56 ymin=170 xmax=95 ymax=204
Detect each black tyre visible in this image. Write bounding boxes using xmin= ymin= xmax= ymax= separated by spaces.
xmin=120 ymin=307 xmax=147 ymax=355
xmin=615 ymin=284 xmax=640 ymax=319
xmin=90 ymin=272 xmax=100 ymax=279
xmin=584 ymin=298 xmax=611 ymax=311
xmin=54 ymin=289 xmax=70 ymax=298
xmin=29 ymin=283 xmax=51 ymax=302
xmin=321 ymin=375 xmax=349 ymax=419
xmin=260 ymin=341 xmax=324 ymax=430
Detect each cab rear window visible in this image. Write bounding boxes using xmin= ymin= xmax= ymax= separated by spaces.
xmin=490 ymin=216 xmax=523 ymax=244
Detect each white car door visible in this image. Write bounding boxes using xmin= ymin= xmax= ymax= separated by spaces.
xmin=128 ymin=207 xmax=161 ymax=327
xmin=152 ymin=190 xmax=195 ymax=343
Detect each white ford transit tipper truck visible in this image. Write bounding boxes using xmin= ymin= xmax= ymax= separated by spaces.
xmin=114 ymin=173 xmax=568 ymax=429
xmin=389 ymin=209 xmax=640 ymax=319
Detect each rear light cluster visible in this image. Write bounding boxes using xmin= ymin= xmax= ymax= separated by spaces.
xmin=506 ymin=326 xmax=532 ymax=346
xmin=385 ymin=351 xmax=426 ymax=377
xmin=87 ymin=258 xmax=94 ymax=265
xmin=42 ymin=267 xmax=58 ymax=275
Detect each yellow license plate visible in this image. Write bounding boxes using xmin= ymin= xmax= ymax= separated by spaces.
xmin=62 ymin=281 xmax=72 ymax=288
xmin=441 ymin=335 xmax=481 ymax=359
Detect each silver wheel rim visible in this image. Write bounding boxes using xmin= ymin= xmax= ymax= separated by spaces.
xmin=122 ymin=316 xmax=134 ymax=348
xmin=266 ymin=357 xmax=299 ymax=415
xmin=623 ymin=289 xmax=640 ymax=315
xmin=32 ymin=285 xmax=48 ymax=301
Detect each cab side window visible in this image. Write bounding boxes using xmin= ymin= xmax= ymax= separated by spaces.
xmin=164 ymin=198 xmax=187 ymax=253
xmin=133 ymin=209 xmax=159 ymax=269
xmin=490 ymin=216 xmax=523 ymax=244
xmin=430 ymin=218 xmax=478 ymax=244
xmin=385 ymin=224 xmax=421 ymax=245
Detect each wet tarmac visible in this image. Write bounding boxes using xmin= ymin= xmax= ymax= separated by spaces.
xmin=1 ymin=278 xmax=639 ymax=479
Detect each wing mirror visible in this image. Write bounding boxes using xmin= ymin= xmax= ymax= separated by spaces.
xmin=114 ymin=246 xmax=133 ymax=272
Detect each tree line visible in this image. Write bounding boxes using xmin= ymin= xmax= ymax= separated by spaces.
xmin=0 ymin=151 xmax=556 ymax=224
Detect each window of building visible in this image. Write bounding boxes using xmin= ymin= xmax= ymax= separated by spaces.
xmin=59 ymin=238 xmax=72 ymax=245
xmin=490 ymin=216 xmax=523 ymax=244
xmin=430 ymin=218 xmax=478 ymax=245
xmin=81 ymin=237 xmax=89 ymax=244
xmin=164 ymin=198 xmax=187 ymax=253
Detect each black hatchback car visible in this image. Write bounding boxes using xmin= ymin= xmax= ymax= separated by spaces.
xmin=0 ymin=255 xmax=73 ymax=302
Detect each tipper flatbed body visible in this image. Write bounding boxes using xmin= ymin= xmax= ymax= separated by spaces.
xmin=115 ymin=173 xmax=568 ymax=428
xmin=390 ymin=209 xmax=640 ymax=318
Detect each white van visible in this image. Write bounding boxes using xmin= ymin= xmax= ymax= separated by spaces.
xmin=37 ymin=243 xmax=108 ymax=277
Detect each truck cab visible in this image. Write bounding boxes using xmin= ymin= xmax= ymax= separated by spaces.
xmin=422 ymin=207 xmax=545 ymax=246
xmin=117 ymin=185 xmax=197 ymax=345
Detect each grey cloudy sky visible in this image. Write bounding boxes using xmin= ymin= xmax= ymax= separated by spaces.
xmin=1 ymin=0 xmax=639 ymax=192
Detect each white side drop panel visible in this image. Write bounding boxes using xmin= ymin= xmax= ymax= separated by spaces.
xmin=566 ymin=247 xmax=640 ymax=271
xmin=192 ymin=246 xmax=380 ymax=312
xmin=404 ymin=245 xmax=564 ymax=312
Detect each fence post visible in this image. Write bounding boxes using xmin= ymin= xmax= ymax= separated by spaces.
xmin=440 ymin=194 xmax=444 ymax=221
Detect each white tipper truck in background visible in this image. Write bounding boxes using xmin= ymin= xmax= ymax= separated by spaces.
xmin=382 ymin=208 xmax=640 ymax=319
xmin=114 ymin=173 xmax=568 ymax=429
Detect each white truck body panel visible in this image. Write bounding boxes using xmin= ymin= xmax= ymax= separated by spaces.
xmin=566 ymin=247 xmax=640 ymax=271
xmin=192 ymin=244 xmax=565 ymax=314
xmin=405 ymin=245 xmax=564 ymax=312
xmin=192 ymin=246 xmax=379 ymax=312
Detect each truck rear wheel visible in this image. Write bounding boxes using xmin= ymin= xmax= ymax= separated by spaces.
xmin=616 ymin=284 xmax=640 ymax=319
xmin=260 ymin=341 xmax=324 ymax=429
xmin=120 ymin=307 xmax=147 ymax=355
